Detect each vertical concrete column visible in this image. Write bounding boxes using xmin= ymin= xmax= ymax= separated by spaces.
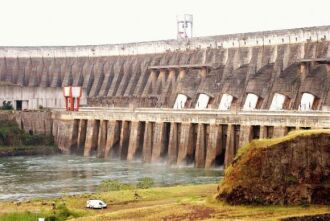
xmin=224 ymin=124 xmax=235 ymax=168
xmin=127 ymin=121 xmax=141 ymax=161
xmin=150 ymin=70 xmax=158 ymax=93
xmin=178 ymin=68 xmax=186 ymax=80
xmin=163 ymin=70 xmax=176 ymax=94
xmin=52 ymin=120 xmax=59 ymax=144
xmin=238 ymin=125 xmax=252 ymax=149
xmin=195 ymin=124 xmax=207 ymax=168
xmin=205 ymin=124 xmax=219 ymax=168
xmin=84 ymin=120 xmax=99 ymax=157
xmin=119 ymin=121 xmax=131 ymax=160
xmin=273 ymin=126 xmax=288 ymax=138
xmin=56 ymin=120 xmax=75 ymax=154
xmin=168 ymin=123 xmax=178 ymax=165
xmin=77 ymin=119 xmax=87 ymax=153
xmin=154 ymin=71 xmax=166 ymax=94
xmin=97 ymin=120 xmax=107 ymax=158
xmin=177 ymin=123 xmax=192 ymax=165
xmin=104 ymin=121 xmax=121 ymax=159
xmin=199 ymin=67 xmax=207 ymax=79
xmin=142 ymin=70 xmax=158 ymax=96
xmin=299 ymin=63 xmax=308 ymax=80
xmin=259 ymin=126 xmax=267 ymax=139
xmin=142 ymin=122 xmax=154 ymax=163
xmin=70 ymin=119 xmax=80 ymax=153
xmin=151 ymin=122 xmax=165 ymax=162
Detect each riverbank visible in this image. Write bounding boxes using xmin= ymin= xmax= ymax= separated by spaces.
xmin=0 ymin=184 xmax=329 ymax=221
xmin=0 ymin=145 xmax=58 ymax=157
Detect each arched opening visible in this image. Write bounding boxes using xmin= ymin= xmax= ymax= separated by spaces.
xmin=195 ymin=93 xmax=210 ymax=110
xmin=269 ymin=93 xmax=287 ymax=110
xmin=218 ymin=94 xmax=234 ymax=111
xmin=299 ymin=93 xmax=317 ymax=111
xmin=243 ymin=93 xmax=261 ymax=111
xmin=173 ymin=94 xmax=188 ymax=109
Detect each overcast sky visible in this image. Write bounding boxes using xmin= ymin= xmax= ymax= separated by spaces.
xmin=0 ymin=0 xmax=329 ymax=46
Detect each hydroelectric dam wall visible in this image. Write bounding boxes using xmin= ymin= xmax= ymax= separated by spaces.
xmin=1 ymin=25 xmax=330 ymax=168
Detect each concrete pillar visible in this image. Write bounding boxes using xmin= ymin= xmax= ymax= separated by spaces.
xmin=168 ymin=123 xmax=179 ymax=165
xmin=178 ymin=69 xmax=186 ymax=80
xmin=56 ymin=120 xmax=75 ymax=154
xmin=259 ymin=126 xmax=267 ymax=139
xmin=273 ymin=126 xmax=288 ymax=138
xmin=205 ymin=124 xmax=220 ymax=168
xmin=104 ymin=121 xmax=121 ymax=158
xmin=97 ymin=120 xmax=107 ymax=158
xmin=224 ymin=124 xmax=235 ymax=168
xmin=127 ymin=121 xmax=143 ymax=161
xmin=177 ymin=123 xmax=193 ymax=165
xmin=142 ymin=70 xmax=158 ymax=96
xmin=238 ymin=125 xmax=252 ymax=149
xmin=119 ymin=121 xmax=131 ymax=160
xmin=70 ymin=119 xmax=80 ymax=153
xmin=195 ymin=124 xmax=207 ymax=168
xmin=161 ymin=70 xmax=176 ymax=97
xmin=77 ymin=120 xmax=87 ymax=153
xmin=52 ymin=120 xmax=58 ymax=144
xmin=154 ymin=71 xmax=166 ymax=95
xmin=84 ymin=120 xmax=99 ymax=157
xmin=299 ymin=63 xmax=308 ymax=80
xmin=142 ymin=122 xmax=154 ymax=163
xmin=151 ymin=122 xmax=166 ymax=162
xmin=199 ymin=67 xmax=207 ymax=79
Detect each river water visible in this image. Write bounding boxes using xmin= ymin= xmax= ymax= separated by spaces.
xmin=0 ymin=155 xmax=223 ymax=201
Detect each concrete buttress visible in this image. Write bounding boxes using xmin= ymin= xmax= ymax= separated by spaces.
xmin=142 ymin=122 xmax=154 ymax=163
xmin=97 ymin=120 xmax=107 ymax=158
xmin=104 ymin=121 xmax=121 ymax=158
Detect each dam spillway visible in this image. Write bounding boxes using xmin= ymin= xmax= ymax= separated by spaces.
xmin=1 ymin=25 xmax=330 ymax=168
xmin=52 ymin=108 xmax=330 ymax=168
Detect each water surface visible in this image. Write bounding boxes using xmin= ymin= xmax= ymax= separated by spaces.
xmin=0 ymin=155 xmax=223 ymax=201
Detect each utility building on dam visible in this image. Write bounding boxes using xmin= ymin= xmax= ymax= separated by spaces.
xmin=1 ymin=25 xmax=330 ymax=168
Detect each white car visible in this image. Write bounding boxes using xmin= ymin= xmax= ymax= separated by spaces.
xmin=86 ymin=200 xmax=107 ymax=209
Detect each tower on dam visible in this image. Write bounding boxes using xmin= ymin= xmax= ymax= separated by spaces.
xmin=1 ymin=25 xmax=330 ymax=168
xmin=177 ymin=14 xmax=193 ymax=40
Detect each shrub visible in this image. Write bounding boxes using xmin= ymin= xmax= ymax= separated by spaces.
xmin=22 ymin=134 xmax=53 ymax=146
xmin=1 ymin=101 xmax=13 ymax=110
xmin=0 ymin=120 xmax=22 ymax=146
xmin=136 ymin=177 xmax=155 ymax=189
xmin=97 ymin=179 xmax=134 ymax=192
xmin=45 ymin=204 xmax=80 ymax=221
xmin=0 ymin=120 xmax=54 ymax=147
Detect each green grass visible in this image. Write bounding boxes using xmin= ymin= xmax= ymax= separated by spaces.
xmin=0 ymin=204 xmax=82 ymax=221
xmin=0 ymin=211 xmax=47 ymax=221
xmin=0 ymin=184 xmax=328 ymax=221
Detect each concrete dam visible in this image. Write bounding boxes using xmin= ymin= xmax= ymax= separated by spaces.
xmin=1 ymin=25 xmax=330 ymax=168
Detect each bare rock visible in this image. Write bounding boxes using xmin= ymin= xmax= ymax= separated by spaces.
xmin=217 ymin=132 xmax=330 ymax=205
